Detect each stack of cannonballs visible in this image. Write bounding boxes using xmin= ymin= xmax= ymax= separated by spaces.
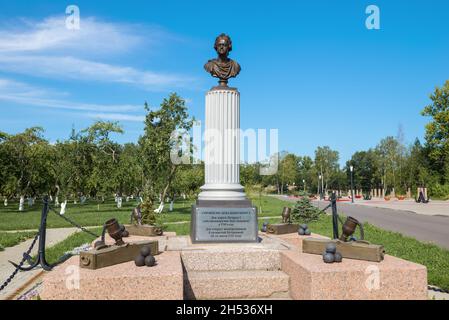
xmin=322 ymin=242 xmax=343 ymax=263
xmin=298 ymin=224 xmax=311 ymax=236
xmin=134 ymin=245 xmax=157 ymax=267
xmin=261 ymin=221 xmax=268 ymax=232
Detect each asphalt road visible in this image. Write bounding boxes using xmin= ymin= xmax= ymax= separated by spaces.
xmin=314 ymin=200 xmax=449 ymax=250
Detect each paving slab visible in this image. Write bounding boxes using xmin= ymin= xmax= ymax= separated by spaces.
xmin=0 ymin=227 xmax=78 ymax=300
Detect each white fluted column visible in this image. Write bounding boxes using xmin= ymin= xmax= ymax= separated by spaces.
xmin=198 ymin=88 xmax=246 ymax=201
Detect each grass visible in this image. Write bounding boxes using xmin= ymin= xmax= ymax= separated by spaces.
xmin=44 ymin=228 xmax=102 ymax=265
xmin=0 ymin=231 xmax=36 ymax=251
xmin=4 ymin=195 xmax=449 ymax=290
xmin=0 ymin=195 xmax=286 ymax=231
xmin=0 ymin=198 xmax=196 ymax=231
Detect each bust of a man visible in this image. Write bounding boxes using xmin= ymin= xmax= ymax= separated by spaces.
xmin=204 ymin=33 xmax=241 ymax=87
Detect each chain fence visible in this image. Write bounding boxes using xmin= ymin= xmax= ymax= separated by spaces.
xmin=0 ymin=230 xmax=39 ymax=292
xmin=48 ymin=206 xmax=100 ymax=238
xmin=0 ymin=202 xmax=100 ymax=293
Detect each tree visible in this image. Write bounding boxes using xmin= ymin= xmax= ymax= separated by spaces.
xmin=346 ymin=150 xmax=379 ymax=193
xmin=279 ymin=153 xmax=299 ymax=194
xmin=83 ymin=121 xmax=124 ymax=203
xmin=314 ymin=146 xmax=339 ymax=194
xmin=1 ymin=127 xmax=52 ymax=210
xmin=138 ymin=93 xmax=195 ymax=223
xmin=375 ymin=136 xmax=401 ymax=194
xmin=422 ymin=80 xmax=449 ymax=183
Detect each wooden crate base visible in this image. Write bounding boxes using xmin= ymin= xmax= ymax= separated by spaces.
xmin=125 ymin=224 xmax=163 ymax=237
xmin=80 ymin=240 xmax=159 ymax=270
xmin=266 ymin=223 xmax=299 ymax=235
xmin=302 ymin=238 xmax=385 ymax=262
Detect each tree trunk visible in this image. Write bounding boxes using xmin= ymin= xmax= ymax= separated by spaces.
xmin=19 ymin=195 xmax=24 ymax=212
xmin=60 ymin=200 xmax=67 ymax=215
xmin=158 ymin=165 xmax=177 ymax=209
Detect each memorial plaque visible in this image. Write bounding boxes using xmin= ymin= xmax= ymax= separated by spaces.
xmin=192 ymin=207 xmax=258 ymax=243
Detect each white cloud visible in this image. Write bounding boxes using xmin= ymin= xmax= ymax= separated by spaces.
xmin=86 ymin=113 xmax=145 ymax=122
xmin=0 ymin=16 xmax=142 ymax=54
xmin=0 ymin=16 xmax=195 ymax=90
xmin=0 ymin=55 xmax=190 ymax=89
xmin=0 ymin=77 xmax=142 ymax=116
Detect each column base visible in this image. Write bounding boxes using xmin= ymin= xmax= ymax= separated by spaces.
xmin=198 ymin=183 xmax=247 ymax=201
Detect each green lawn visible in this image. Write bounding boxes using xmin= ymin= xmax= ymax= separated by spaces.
xmin=3 ymin=195 xmax=449 ymax=290
xmin=0 ymin=231 xmax=36 ymax=251
xmin=0 ymin=195 xmax=286 ymax=231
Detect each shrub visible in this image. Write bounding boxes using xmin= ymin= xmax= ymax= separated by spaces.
xmin=428 ymin=183 xmax=449 ymax=200
xmin=291 ymin=196 xmax=322 ymax=223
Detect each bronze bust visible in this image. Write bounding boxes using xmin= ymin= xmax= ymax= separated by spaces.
xmin=204 ymin=33 xmax=241 ymax=87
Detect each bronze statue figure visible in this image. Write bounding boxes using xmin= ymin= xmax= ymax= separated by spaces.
xmin=130 ymin=205 xmax=143 ymax=226
xmin=204 ymin=33 xmax=241 ymax=87
xmin=281 ymin=207 xmax=292 ymax=224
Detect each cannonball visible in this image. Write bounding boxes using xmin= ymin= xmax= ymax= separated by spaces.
xmin=304 ymin=228 xmax=311 ymax=236
xmin=144 ymin=255 xmax=156 ymax=267
xmin=261 ymin=226 xmax=267 ymax=232
xmin=323 ymin=252 xmax=335 ymax=263
xmin=325 ymin=242 xmax=337 ymax=254
xmin=349 ymin=236 xmax=357 ymax=242
xmin=300 ymin=224 xmax=308 ymax=230
xmin=298 ymin=228 xmax=305 ymax=235
xmin=122 ymin=230 xmax=129 ymax=237
xmin=140 ymin=246 xmax=152 ymax=257
xmin=334 ymin=252 xmax=343 ymax=263
xmin=134 ymin=254 xmax=145 ymax=267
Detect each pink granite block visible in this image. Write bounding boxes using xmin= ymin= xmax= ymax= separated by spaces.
xmin=281 ymin=249 xmax=427 ymax=300
xmin=40 ymin=251 xmax=183 ymax=300
xmin=185 ymin=270 xmax=290 ymax=300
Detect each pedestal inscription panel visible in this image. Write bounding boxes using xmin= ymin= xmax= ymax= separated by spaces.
xmin=191 ymin=207 xmax=258 ymax=243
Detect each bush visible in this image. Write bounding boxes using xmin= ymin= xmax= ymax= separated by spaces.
xmin=291 ymin=196 xmax=322 ymax=223
xmin=428 ymin=183 xmax=449 ymax=200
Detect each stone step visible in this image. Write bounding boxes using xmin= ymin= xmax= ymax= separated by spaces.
xmin=181 ymin=248 xmax=281 ymax=272
xmin=184 ymin=270 xmax=290 ymax=300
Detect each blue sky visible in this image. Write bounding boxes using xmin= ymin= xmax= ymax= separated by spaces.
xmin=0 ymin=0 xmax=448 ymax=166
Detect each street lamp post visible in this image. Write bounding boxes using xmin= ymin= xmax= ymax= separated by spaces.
xmin=350 ymin=165 xmax=354 ymax=203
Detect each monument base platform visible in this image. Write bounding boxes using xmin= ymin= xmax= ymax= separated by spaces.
xmin=39 ymin=232 xmax=428 ymax=300
xmin=269 ymin=232 xmax=428 ymax=300
xmin=40 ymin=251 xmax=183 ymax=300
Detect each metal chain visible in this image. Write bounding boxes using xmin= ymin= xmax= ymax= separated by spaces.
xmin=428 ymin=285 xmax=449 ymax=294
xmin=0 ymin=231 xmax=40 ymax=292
xmin=48 ymin=206 xmax=99 ymax=238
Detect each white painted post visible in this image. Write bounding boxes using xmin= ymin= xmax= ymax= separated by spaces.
xmin=60 ymin=200 xmax=67 ymax=215
xmin=19 ymin=195 xmax=24 ymax=211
